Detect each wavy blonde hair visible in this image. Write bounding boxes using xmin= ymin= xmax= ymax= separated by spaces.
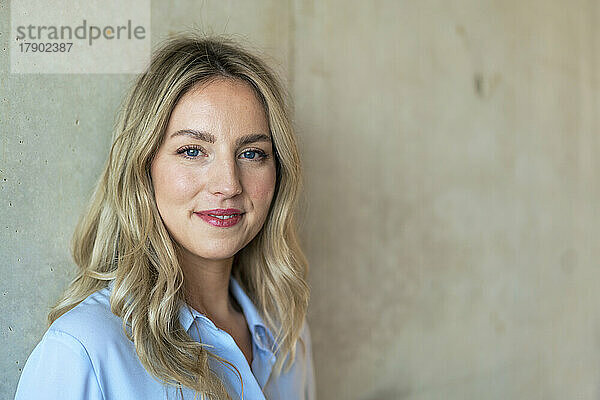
xmin=49 ymin=33 xmax=309 ymax=399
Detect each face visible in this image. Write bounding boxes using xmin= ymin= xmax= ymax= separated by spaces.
xmin=150 ymin=78 xmax=277 ymax=267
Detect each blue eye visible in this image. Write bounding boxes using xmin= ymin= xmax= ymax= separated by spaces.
xmin=242 ymin=150 xmax=258 ymax=159
xmin=177 ymin=146 xmax=204 ymax=159
xmin=240 ymin=150 xmax=269 ymax=161
xmin=185 ymin=148 xmax=200 ymax=157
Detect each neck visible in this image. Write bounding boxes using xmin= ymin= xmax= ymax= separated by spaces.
xmin=179 ymin=250 xmax=237 ymax=322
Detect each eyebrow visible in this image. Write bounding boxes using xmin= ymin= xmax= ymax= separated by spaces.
xmin=170 ymin=129 xmax=272 ymax=148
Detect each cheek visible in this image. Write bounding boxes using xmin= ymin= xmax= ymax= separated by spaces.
xmin=152 ymin=161 xmax=199 ymax=206
xmin=245 ymin=168 xmax=277 ymax=206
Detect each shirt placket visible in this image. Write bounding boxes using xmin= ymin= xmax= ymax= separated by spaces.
xmin=188 ymin=313 xmax=266 ymax=400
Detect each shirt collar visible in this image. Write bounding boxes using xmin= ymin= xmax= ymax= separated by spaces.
xmin=178 ymin=301 xmax=196 ymax=332
xmin=229 ymin=277 xmax=276 ymax=351
xmin=229 ymin=278 xmax=264 ymax=332
xmin=177 ymin=277 xmax=275 ymax=352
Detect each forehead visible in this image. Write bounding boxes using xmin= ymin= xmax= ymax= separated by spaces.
xmin=166 ymin=78 xmax=269 ymax=138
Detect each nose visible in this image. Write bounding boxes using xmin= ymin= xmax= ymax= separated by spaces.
xmin=207 ymin=155 xmax=243 ymax=198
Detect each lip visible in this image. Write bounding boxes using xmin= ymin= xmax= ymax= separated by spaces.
xmin=195 ymin=209 xmax=244 ymax=228
xmin=198 ymin=208 xmax=243 ymax=216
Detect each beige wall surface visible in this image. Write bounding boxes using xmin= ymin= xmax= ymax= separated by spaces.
xmin=295 ymin=1 xmax=600 ymax=399
xmin=2 ymin=1 xmax=599 ymax=399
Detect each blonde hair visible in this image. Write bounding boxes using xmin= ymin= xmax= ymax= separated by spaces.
xmin=49 ymin=33 xmax=309 ymax=399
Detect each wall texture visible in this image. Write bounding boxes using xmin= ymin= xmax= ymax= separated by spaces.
xmin=295 ymin=1 xmax=600 ymax=399
xmin=2 ymin=1 xmax=599 ymax=399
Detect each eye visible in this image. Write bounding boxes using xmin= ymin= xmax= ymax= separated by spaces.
xmin=176 ymin=145 xmax=205 ymax=159
xmin=239 ymin=149 xmax=268 ymax=161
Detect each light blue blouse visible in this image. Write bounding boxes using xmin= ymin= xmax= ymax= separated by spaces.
xmin=14 ymin=278 xmax=315 ymax=399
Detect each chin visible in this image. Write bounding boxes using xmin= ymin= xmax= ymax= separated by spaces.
xmin=192 ymin=245 xmax=241 ymax=261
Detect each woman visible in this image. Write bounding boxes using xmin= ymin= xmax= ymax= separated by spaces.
xmin=15 ymin=33 xmax=315 ymax=400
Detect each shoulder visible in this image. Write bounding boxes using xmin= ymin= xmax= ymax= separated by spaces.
xmin=290 ymin=318 xmax=315 ymax=379
xmin=264 ymin=318 xmax=316 ymax=399
xmin=49 ymin=287 xmax=128 ymax=347
xmin=15 ymin=289 xmax=119 ymax=400
xmin=299 ymin=318 xmax=316 ymax=400
xmin=298 ymin=317 xmax=313 ymax=351
xmin=15 ymin=288 xmax=154 ymax=400
xmin=45 ymin=286 xmax=136 ymax=364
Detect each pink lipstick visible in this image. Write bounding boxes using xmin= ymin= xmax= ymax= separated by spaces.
xmin=195 ymin=208 xmax=244 ymax=228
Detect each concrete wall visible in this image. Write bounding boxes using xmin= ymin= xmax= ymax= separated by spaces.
xmin=2 ymin=1 xmax=599 ymax=399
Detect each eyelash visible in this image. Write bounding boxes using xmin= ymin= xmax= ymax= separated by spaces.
xmin=176 ymin=145 xmax=269 ymax=161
